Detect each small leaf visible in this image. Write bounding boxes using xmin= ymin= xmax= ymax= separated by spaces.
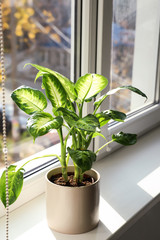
xmin=75 ymin=114 xmax=100 ymax=132
xmin=34 ymin=71 xmax=44 ymax=83
xmin=92 ymin=132 xmax=107 ymax=140
xmin=27 ymin=112 xmax=63 ymax=140
xmin=25 ymin=63 xmax=77 ymax=101
xmin=94 ymin=85 xmax=147 ymax=110
xmin=94 ymin=94 xmax=107 ymax=109
xmin=75 ymin=74 xmax=108 ymax=102
xmin=65 ymin=99 xmax=76 ymax=112
xmin=57 ymin=107 xmax=79 ymax=126
xmin=42 ymin=74 xmax=67 ymax=109
xmin=96 ymin=110 xmax=126 ymax=127
xmin=107 ymin=110 xmax=126 ymax=121
xmin=112 ymin=132 xmax=137 ymax=145
xmin=67 ymin=147 xmax=96 ymax=173
xmin=11 ymin=86 xmax=47 ymax=115
xmin=96 ymin=112 xmax=111 ymax=127
xmin=84 ymin=93 xmax=98 ymax=102
xmin=0 ymin=165 xmax=24 ymax=207
xmin=120 ymin=86 xmax=147 ymax=99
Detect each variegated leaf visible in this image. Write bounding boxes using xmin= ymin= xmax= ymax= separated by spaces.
xmin=74 ymin=114 xmax=100 ymax=132
xmin=96 ymin=110 xmax=126 ymax=127
xmin=67 ymin=147 xmax=96 ymax=173
xmin=112 ymin=132 xmax=137 ymax=145
xmin=75 ymin=74 xmax=108 ymax=102
xmin=0 ymin=165 xmax=24 ymax=207
xmin=11 ymin=86 xmax=47 ymax=115
xmin=94 ymin=85 xmax=147 ymax=110
xmin=27 ymin=112 xmax=63 ymax=140
xmin=57 ymin=107 xmax=79 ymax=126
xmin=42 ymin=74 xmax=67 ymax=109
xmin=25 ymin=63 xmax=77 ymax=101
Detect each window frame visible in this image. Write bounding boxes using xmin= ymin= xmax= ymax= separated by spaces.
xmin=94 ymin=0 xmax=160 ymax=158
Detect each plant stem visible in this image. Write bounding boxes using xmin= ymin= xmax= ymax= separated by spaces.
xmin=85 ymin=133 xmax=93 ymax=149
xmin=96 ymin=139 xmax=114 ymax=154
xmin=93 ymin=105 xmax=99 ymax=115
xmin=79 ymin=102 xmax=83 ymax=118
xmin=63 ymin=124 xmax=70 ymax=131
xmin=74 ymin=164 xmax=80 ymax=182
xmin=62 ymin=166 xmax=68 ymax=182
xmin=20 ymin=154 xmax=62 ymax=169
xmin=64 ymin=126 xmax=74 ymax=148
xmin=72 ymin=130 xmax=77 ymax=150
xmin=66 ymin=153 xmax=70 ymax=165
xmin=57 ymin=128 xmax=68 ymax=182
xmin=80 ymin=169 xmax=83 ymax=182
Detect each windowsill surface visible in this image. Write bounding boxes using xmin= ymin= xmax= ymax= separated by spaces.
xmin=0 ymin=126 xmax=160 ymax=240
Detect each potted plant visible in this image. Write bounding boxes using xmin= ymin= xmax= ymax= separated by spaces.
xmin=0 ymin=64 xmax=147 ymax=234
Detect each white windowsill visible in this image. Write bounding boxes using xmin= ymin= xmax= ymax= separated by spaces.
xmin=0 ymin=125 xmax=160 ymax=240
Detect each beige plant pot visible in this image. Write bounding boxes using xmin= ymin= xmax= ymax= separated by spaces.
xmin=45 ymin=165 xmax=100 ymax=234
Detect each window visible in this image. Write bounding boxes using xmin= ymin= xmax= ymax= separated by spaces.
xmin=94 ymin=0 xmax=160 ymax=156
xmin=110 ymin=0 xmax=159 ymax=113
xmin=0 ymin=0 xmax=72 ymax=169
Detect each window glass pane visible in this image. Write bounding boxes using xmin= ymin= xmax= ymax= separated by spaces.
xmin=0 ymin=0 xmax=71 ymax=169
xmin=110 ymin=0 xmax=159 ymax=113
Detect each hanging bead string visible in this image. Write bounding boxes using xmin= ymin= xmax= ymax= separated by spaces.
xmin=0 ymin=1 xmax=9 ymax=240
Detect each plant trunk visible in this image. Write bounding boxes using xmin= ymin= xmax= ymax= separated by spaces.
xmin=58 ymin=128 xmax=68 ymax=182
xmin=62 ymin=166 xmax=68 ymax=182
xmin=74 ymin=164 xmax=81 ymax=182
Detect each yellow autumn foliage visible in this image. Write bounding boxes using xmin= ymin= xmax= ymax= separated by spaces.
xmin=51 ymin=33 xmax=61 ymax=43
xmin=14 ymin=12 xmax=21 ymax=19
xmin=2 ymin=0 xmax=59 ymax=45
xmin=26 ymin=8 xmax=34 ymax=16
xmin=42 ymin=10 xmax=55 ymax=23
xmin=28 ymin=32 xmax=35 ymax=39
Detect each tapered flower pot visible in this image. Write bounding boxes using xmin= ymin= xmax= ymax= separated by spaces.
xmin=45 ymin=165 xmax=100 ymax=234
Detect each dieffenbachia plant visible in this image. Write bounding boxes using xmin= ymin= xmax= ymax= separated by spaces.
xmin=0 ymin=64 xmax=147 ymax=207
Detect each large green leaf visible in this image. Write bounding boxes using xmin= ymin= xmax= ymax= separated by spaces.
xmin=0 ymin=165 xmax=24 ymax=207
xmin=74 ymin=114 xmax=100 ymax=132
xmin=42 ymin=74 xmax=67 ymax=109
xmin=25 ymin=63 xmax=77 ymax=101
xmin=94 ymin=85 xmax=147 ymax=110
xmin=57 ymin=107 xmax=79 ymax=126
xmin=67 ymin=147 xmax=96 ymax=173
xmin=96 ymin=110 xmax=126 ymax=127
xmin=75 ymin=74 xmax=108 ymax=102
xmin=11 ymin=86 xmax=47 ymax=115
xmin=112 ymin=132 xmax=137 ymax=145
xmin=27 ymin=112 xmax=63 ymax=140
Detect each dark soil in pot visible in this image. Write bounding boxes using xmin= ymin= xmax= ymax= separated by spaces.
xmin=49 ymin=172 xmax=95 ymax=187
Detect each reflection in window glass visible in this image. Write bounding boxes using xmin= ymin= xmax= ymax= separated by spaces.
xmin=110 ymin=0 xmax=159 ymax=113
xmin=110 ymin=0 xmax=136 ymax=113
xmin=0 ymin=0 xmax=71 ymax=169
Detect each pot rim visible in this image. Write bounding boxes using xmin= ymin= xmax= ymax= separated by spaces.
xmin=45 ymin=165 xmax=100 ymax=189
